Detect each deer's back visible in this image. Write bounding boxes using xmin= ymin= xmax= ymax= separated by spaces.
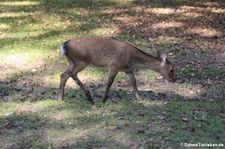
xmin=64 ymin=38 xmax=134 ymax=69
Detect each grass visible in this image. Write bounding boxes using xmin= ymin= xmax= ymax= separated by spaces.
xmin=0 ymin=0 xmax=225 ymax=148
xmin=1 ymin=100 xmax=224 ymax=148
xmin=181 ymin=67 xmax=224 ymax=79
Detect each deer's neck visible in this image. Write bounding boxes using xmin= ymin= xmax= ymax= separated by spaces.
xmin=133 ymin=50 xmax=161 ymax=72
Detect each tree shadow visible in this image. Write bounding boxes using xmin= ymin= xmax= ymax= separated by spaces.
xmin=1 ymin=56 xmax=224 ymax=103
xmin=133 ymin=0 xmax=225 ymax=8
xmin=61 ymin=136 xmax=129 ymax=149
xmin=1 ymin=90 xmax=225 ymax=148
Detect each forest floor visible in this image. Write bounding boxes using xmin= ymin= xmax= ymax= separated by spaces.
xmin=0 ymin=0 xmax=225 ymax=148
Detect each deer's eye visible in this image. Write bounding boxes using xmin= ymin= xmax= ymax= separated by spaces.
xmin=170 ymin=70 xmax=174 ymax=73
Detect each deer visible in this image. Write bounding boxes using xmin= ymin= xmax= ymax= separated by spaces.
xmin=59 ymin=37 xmax=175 ymax=105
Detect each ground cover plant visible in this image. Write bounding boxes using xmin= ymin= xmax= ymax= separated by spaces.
xmin=0 ymin=0 xmax=225 ymax=148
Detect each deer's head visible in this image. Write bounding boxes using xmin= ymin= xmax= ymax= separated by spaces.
xmin=157 ymin=52 xmax=175 ymax=82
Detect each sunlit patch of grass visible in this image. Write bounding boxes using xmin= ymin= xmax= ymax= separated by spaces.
xmin=137 ymin=69 xmax=156 ymax=82
xmin=113 ymin=0 xmax=134 ymax=5
xmin=152 ymin=21 xmax=184 ymax=29
xmin=147 ymin=8 xmax=176 ymax=15
xmin=140 ymin=100 xmax=167 ymax=107
xmin=90 ymin=26 xmax=120 ymax=37
xmin=2 ymin=51 xmax=42 ymax=65
xmin=1 ymin=14 xmax=70 ymax=38
xmin=114 ymin=15 xmax=137 ymax=24
xmin=0 ymin=49 xmax=52 ymax=80
xmin=0 ymin=1 xmax=40 ymax=6
xmin=0 ymin=23 xmax=11 ymax=31
xmin=80 ymin=67 xmax=105 ymax=80
xmin=158 ymin=38 xmax=174 ymax=48
xmin=0 ymin=12 xmax=31 ymax=18
xmin=114 ymin=72 xmax=125 ymax=83
xmin=44 ymin=73 xmax=61 ymax=87
xmin=117 ymin=34 xmax=150 ymax=50
xmin=0 ymin=100 xmax=62 ymax=117
xmin=187 ymin=27 xmax=222 ymax=38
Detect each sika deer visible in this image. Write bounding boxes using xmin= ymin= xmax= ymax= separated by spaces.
xmin=59 ymin=38 xmax=175 ymax=105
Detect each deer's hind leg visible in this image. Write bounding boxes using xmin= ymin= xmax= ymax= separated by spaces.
xmin=68 ymin=62 xmax=95 ymax=105
xmin=59 ymin=59 xmax=75 ymax=101
xmin=59 ymin=69 xmax=70 ymax=101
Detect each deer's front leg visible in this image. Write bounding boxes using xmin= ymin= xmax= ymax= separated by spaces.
xmin=102 ymin=68 xmax=119 ymax=103
xmin=126 ymin=72 xmax=141 ymax=101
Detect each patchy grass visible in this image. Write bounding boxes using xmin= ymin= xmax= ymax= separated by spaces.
xmin=181 ymin=67 xmax=224 ymax=79
xmin=1 ymin=100 xmax=225 ymax=148
xmin=0 ymin=0 xmax=225 ymax=148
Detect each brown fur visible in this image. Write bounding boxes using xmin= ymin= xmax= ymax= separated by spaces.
xmin=59 ymin=38 xmax=174 ymax=105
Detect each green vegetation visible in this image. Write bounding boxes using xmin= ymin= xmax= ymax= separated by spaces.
xmin=1 ymin=100 xmax=224 ymax=148
xmin=181 ymin=67 xmax=224 ymax=78
xmin=1 ymin=0 xmax=225 ymax=148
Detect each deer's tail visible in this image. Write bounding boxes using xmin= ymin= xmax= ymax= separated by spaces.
xmin=60 ymin=42 xmax=67 ymax=59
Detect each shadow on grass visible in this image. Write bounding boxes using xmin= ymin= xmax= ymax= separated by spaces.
xmin=1 ymin=95 xmax=225 ymax=148
xmin=1 ymin=60 xmax=225 ymax=103
xmin=1 ymin=62 xmax=225 ymax=148
xmin=65 ymin=136 xmax=129 ymax=149
xmin=133 ymin=0 xmax=225 ymax=8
